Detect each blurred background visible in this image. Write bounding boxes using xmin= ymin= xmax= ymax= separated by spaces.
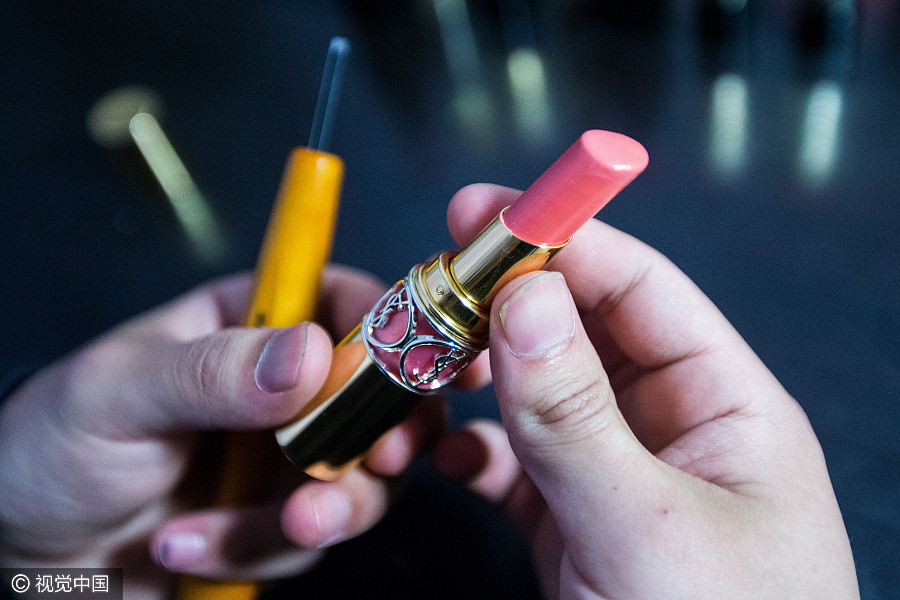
xmin=1 ymin=1 xmax=897 ymax=598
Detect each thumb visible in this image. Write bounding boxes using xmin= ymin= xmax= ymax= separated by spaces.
xmin=147 ymin=322 xmax=334 ymax=434
xmin=489 ymin=271 xmax=664 ymax=549
xmin=67 ymin=322 xmax=334 ymax=438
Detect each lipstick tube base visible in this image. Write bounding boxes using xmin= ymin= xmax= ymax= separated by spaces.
xmin=276 ymin=327 xmax=420 ymax=480
xmin=276 ymin=213 xmax=565 ymax=479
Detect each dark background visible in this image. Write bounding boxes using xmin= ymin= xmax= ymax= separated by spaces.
xmin=1 ymin=1 xmax=897 ymax=598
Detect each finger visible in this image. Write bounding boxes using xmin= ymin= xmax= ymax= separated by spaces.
xmin=363 ymin=396 xmax=446 ymax=477
xmin=141 ymin=264 xmax=385 ymax=345
xmin=448 ymin=183 xmax=754 ymax=376
xmin=551 ymin=219 xmax=788 ymax=449
xmin=447 ymin=183 xmax=521 ymax=247
xmin=317 ymin=264 xmax=388 ymax=339
xmin=280 ymin=468 xmax=392 ymax=549
xmin=67 ymin=322 xmax=334 ymax=438
xmin=432 ymin=427 xmax=489 ymax=483
xmin=151 ymin=504 xmax=323 ymax=580
xmin=554 ymin=219 xmax=754 ymax=372
xmin=432 ymin=419 xmax=520 ymax=503
xmin=130 ymin=272 xmax=255 ymax=341
xmin=448 ymin=184 xmax=786 ymax=447
xmin=450 ymin=350 xmax=492 ymax=390
xmin=192 ymin=272 xmax=256 ymax=330
xmin=489 ymin=271 xmax=675 ymax=558
xmin=432 ymin=420 xmax=547 ymax=540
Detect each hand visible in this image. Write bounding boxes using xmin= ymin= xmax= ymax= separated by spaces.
xmin=433 ymin=184 xmax=859 ymax=600
xmin=0 ymin=265 xmax=444 ymax=599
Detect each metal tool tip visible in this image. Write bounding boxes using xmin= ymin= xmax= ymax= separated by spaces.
xmin=309 ymin=36 xmax=352 ymax=151
xmin=328 ymin=36 xmax=351 ymax=56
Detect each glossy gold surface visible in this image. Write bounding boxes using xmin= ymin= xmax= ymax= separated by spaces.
xmin=413 ymin=212 xmax=565 ymax=348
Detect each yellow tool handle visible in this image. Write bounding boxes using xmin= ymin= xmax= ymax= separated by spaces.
xmin=246 ymin=148 xmax=344 ymax=330
xmin=177 ymin=148 xmax=344 ymax=600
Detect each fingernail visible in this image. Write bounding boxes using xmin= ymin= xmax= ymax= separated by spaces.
xmin=308 ymin=489 xmax=352 ymax=549
xmin=255 ymin=323 xmax=308 ymax=393
xmin=158 ymin=533 xmax=206 ymax=570
xmin=499 ymin=272 xmax=575 ymax=359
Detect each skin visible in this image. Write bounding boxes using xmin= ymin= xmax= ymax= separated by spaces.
xmin=432 ymin=184 xmax=860 ymax=600
xmin=0 ymin=183 xmax=859 ymax=599
xmin=0 ymin=265 xmax=456 ymax=599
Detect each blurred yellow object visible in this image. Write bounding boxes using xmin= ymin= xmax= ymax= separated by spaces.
xmin=178 ymin=576 xmax=258 ymax=600
xmin=176 ymin=148 xmax=344 ymax=600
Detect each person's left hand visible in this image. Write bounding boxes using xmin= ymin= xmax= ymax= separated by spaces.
xmin=0 ymin=266 xmax=445 ymax=599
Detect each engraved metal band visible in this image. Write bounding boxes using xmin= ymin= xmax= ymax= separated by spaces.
xmin=361 ymin=275 xmax=473 ymax=394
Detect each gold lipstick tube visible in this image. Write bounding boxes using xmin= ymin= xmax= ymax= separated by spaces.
xmin=275 ymin=210 xmax=566 ymax=480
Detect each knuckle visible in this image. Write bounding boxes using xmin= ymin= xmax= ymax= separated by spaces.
xmin=175 ymin=338 xmax=229 ymax=418
xmin=527 ymin=373 xmax=619 ymax=441
xmin=174 ymin=332 xmax=292 ymax=427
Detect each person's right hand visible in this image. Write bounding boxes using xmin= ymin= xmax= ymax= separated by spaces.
xmin=434 ymin=184 xmax=860 ymax=599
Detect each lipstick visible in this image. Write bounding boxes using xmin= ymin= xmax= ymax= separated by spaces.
xmin=276 ymin=130 xmax=649 ymax=480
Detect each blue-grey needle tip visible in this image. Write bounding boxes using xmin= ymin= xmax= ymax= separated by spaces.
xmin=329 ymin=36 xmax=350 ymax=57
xmin=308 ymin=36 xmax=352 ymax=152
